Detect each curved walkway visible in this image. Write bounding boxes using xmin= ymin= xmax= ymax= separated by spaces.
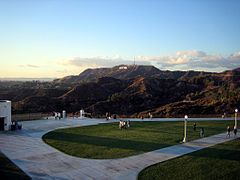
xmin=0 ymin=117 xmax=238 ymax=180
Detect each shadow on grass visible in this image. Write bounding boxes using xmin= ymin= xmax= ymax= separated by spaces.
xmin=140 ymin=129 xmax=182 ymax=135
xmin=189 ymin=146 xmax=240 ymax=161
xmin=43 ymin=131 xmax=169 ymax=152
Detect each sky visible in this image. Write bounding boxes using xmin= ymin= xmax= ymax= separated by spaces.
xmin=0 ymin=0 xmax=240 ymax=78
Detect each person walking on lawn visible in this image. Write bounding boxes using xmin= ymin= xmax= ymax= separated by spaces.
xmin=200 ymin=128 xmax=204 ymax=137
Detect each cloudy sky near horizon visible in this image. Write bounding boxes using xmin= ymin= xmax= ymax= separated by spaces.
xmin=0 ymin=0 xmax=240 ymax=78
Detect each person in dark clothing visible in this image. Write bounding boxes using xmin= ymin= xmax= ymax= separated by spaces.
xmin=234 ymin=128 xmax=237 ymax=137
xmin=226 ymin=126 xmax=231 ymax=138
xmin=193 ymin=122 xmax=197 ymax=131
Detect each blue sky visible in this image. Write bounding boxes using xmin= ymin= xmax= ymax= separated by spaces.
xmin=0 ymin=0 xmax=240 ymax=78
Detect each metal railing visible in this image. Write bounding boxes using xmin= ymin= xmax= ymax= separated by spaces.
xmin=12 ymin=113 xmax=49 ymax=122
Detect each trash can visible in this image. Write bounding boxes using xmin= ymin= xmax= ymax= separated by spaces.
xmin=62 ymin=110 xmax=66 ymax=119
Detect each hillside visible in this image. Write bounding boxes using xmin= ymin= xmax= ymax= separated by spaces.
xmin=59 ymin=67 xmax=240 ymax=117
xmin=0 ymin=66 xmax=239 ymax=117
xmin=55 ymin=65 xmax=213 ymax=84
xmin=55 ymin=65 xmax=162 ymax=84
xmin=148 ymin=68 xmax=240 ymax=117
xmin=86 ymin=76 xmax=199 ymax=116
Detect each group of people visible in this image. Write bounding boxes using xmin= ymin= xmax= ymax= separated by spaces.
xmin=11 ymin=120 xmax=22 ymax=130
xmin=140 ymin=113 xmax=153 ymax=120
xmin=226 ymin=126 xmax=237 ymax=138
xmin=105 ymin=112 xmax=118 ymax=120
xmin=54 ymin=112 xmax=62 ymax=120
xmin=148 ymin=113 xmax=153 ymax=120
xmin=192 ymin=122 xmax=205 ymax=137
xmin=119 ymin=120 xmax=130 ymax=130
xmin=106 ymin=112 xmax=111 ymax=120
xmin=193 ymin=122 xmax=238 ymax=138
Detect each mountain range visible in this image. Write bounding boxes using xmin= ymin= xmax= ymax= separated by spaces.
xmin=55 ymin=65 xmax=212 ymax=83
xmin=0 ymin=65 xmax=239 ymax=117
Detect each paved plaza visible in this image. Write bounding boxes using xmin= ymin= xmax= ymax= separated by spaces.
xmin=0 ymin=117 xmax=238 ymax=180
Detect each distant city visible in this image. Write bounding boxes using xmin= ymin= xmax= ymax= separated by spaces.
xmin=0 ymin=78 xmax=55 ymax=82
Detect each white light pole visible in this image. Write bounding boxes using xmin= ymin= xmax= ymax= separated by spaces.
xmin=235 ymin=109 xmax=238 ymax=129
xmin=183 ymin=115 xmax=188 ymax=143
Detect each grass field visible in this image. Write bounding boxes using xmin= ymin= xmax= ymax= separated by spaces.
xmin=0 ymin=151 xmax=30 ymax=180
xmin=138 ymin=137 xmax=240 ymax=180
xmin=43 ymin=120 xmax=234 ymax=159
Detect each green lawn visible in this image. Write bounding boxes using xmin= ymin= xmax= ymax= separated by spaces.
xmin=138 ymin=137 xmax=240 ymax=180
xmin=0 ymin=151 xmax=30 ymax=180
xmin=43 ymin=120 xmax=234 ymax=159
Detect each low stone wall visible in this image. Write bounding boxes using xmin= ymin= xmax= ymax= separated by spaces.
xmin=12 ymin=113 xmax=49 ymax=122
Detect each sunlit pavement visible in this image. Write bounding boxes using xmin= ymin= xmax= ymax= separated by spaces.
xmin=0 ymin=117 xmax=237 ymax=180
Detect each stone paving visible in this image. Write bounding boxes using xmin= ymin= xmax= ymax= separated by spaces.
xmin=0 ymin=117 xmax=238 ymax=180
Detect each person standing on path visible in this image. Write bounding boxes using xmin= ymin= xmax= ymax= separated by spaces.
xmin=234 ymin=128 xmax=237 ymax=137
xmin=226 ymin=126 xmax=231 ymax=138
xmin=106 ymin=112 xmax=108 ymax=120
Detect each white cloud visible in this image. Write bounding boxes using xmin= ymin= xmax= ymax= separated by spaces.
xmin=175 ymin=50 xmax=207 ymax=58
xmin=138 ymin=50 xmax=240 ymax=71
xmin=56 ymin=51 xmax=240 ymax=73
xmin=58 ymin=55 xmax=150 ymax=68
xmin=229 ymin=51 xmax=240 ymax=61
xmin=18 ymin=64 xmax=40 ymax=68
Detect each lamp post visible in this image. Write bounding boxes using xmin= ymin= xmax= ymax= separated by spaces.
xmin=183 ymin=115 xmax=188 ymax=143
xmin=235 ymin=109 xmax=238 ymax=130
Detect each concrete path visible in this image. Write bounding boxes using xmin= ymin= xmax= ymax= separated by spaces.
xmin=0 ymin=117 xmax=238 ymax=180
